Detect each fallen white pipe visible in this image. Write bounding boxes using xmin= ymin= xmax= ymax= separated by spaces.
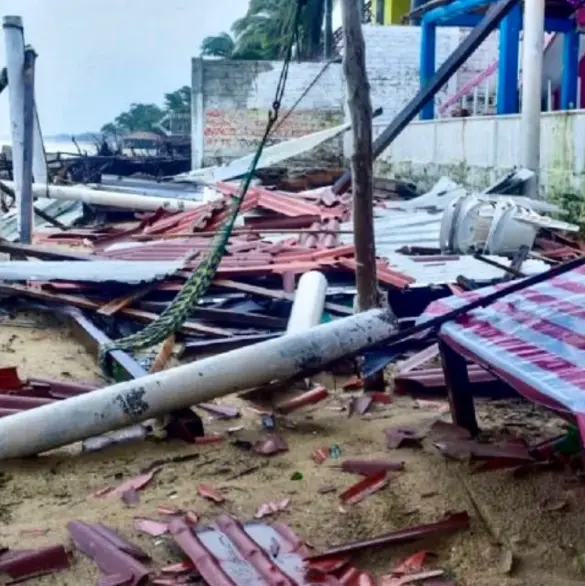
xmin=1 ymin=181 xmax=204 ymax=212
xmin=286 ymin=271 xmax=328 ymax=334
xmin=0 ymin=308 xmax=396 ymax=459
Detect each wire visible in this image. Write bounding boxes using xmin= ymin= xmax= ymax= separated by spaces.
xmin=272 ymin=57 xmax=337 ymax=133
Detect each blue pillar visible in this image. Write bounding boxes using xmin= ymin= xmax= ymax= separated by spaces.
xmin=561 ymin=30 xmax=579 ymax=110
xmin=497 ymin=3 xmax=521 ymax=114
xmin=420 ymin=18 xmax=436 ymax=120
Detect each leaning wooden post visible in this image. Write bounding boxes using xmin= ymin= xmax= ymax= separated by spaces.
xmin=20 ymin=46 xmax=36 ymax=243
xmin=340 ymin=0 xmax=386 ymax=391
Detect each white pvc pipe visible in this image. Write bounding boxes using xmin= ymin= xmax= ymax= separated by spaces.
xmin=286 ymin=271 xmax=328 ymax=334
xmin=3 ymin=16 xmax=26 ymax=236
xmin=520 ymin=0 xmax=545 ymax=197
xmin=2 ymin=181 xmax=204 ymax=212
xmin=0 ymin=308 xmax=396 ymax=459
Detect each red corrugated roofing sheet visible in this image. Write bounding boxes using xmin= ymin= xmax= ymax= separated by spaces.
xmin=0 ymin=372 xmax=99 ymax=417
xmin=168 ymin=514 xmax=311 ymax=586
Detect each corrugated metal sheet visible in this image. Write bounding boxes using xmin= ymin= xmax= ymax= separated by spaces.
xmin=339 ymin=210 xmax=443 ymax=254
xmin=384 ymin=252 xmax=551 ymax=287
xmin=100 ymin=176 xmax=204 ymax=200
xmin=0 ymin=259 xmax=185 ymax=284
xmin=97 ymin=239 xmax=203 ymax=261
xmin=0 ymin=198 xmax=84 ymax=242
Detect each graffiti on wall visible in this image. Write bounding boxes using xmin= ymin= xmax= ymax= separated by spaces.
xmin=203 ymin=108 xmax=342 ymax=155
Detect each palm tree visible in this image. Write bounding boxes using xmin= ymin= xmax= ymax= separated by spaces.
xmin=200 ymin=33 xmax=236 ymax=58
xmin=199 ymin=0 xmax=334 ymax=61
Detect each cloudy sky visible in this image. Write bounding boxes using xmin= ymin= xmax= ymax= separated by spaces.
xmin=0 ymin=0 xmax=252 ymax=137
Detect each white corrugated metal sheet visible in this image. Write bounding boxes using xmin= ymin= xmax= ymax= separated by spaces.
xmin=0 ymin=259 xmax=184 ymax=284
xmin=339 ymin=209 xmax=443 ymax=254
xmin=0 ymin=198 xmax=84 ymax=242
xmin=385 ymin=252 xmax=551 ymax=287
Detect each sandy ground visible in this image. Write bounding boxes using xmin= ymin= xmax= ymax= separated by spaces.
xmin=1 ymin=313 xmax=585 ymax=585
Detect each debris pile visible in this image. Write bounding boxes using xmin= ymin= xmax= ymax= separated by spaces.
xmin=0 ymin=163 xmax=584 ymax=585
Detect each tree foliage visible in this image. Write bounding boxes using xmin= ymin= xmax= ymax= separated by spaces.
xmin=101 ymin=86 xmax=191 ymax=135
xmin=200 ymin=0 xmax=332 ymax=61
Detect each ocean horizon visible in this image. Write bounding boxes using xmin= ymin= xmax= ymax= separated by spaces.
xmin=0 ymin=137 xmax=97 ymax=156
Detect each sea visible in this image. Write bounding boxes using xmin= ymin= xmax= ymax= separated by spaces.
xmin=0 ymin=137 xmax=203 ymax=200
xmin=0 ymin=137 xmax=98 ymax=157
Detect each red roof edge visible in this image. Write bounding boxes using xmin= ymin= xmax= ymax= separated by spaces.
xmin=0 ymin=545 xmax=70 ymax=581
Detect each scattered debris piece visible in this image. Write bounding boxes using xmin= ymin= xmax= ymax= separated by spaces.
xmin=105 ymin=466 xmax=162 ymax=500
xmin=261 ymin=414 xmax=276 ymax=429
xmin=159 ymin=560 xmax=194 ymax=575
xmin=197 ymin=483 xmax=225 ymax=504
xmin=312 ymin=446 xmax=330 ymax=464
xmin=134 ymin=518 xmax=169 ymax=537
xmin=194 ymin=434 xmax=224 ymax=445
xmin=343 ymin=376 xmax=363 ymax=391
xmin=384 ymin=427 xmax=425 ymax=449
xmin=308 ymin=512 xmax=470 ymax=560
xmin=415 ymin=399 xmax=450 ymax=413
xmin=392 ymin=550 xmax=430 ymax=574
xmin=339 ymin=470 xmax=389 ymax=505
xmin=198 ymin=403 xmax=240 ymax=419
xmin=371 ymin=391 xmax=393 ymax=405
xmin=290 ymin=471 xmax=303 ymax=481
xmin=121 ymin=488 xmax=141 ymax=507
xmin=165 ymin=408 xmax=204 ymax=443
xmin=253 ymin=434 xmax=289 ymax=455
xmin=184 ymin=511 xmax=199 ymax=525
xmin=348 ymin=395 xmax=373 ymax=416
xmin=254 ymin=498 xmax=291 ymax=519
xmin=329 ymin=444 xmax=342 ymax=459
xmin=275 ymin=386 xmax=329 ymax=413
xmin=68 ymin=521 xmax=150 ymax=585
xmin=433 ymin=439 xmax=535 ymax=471
xmin=499 ymin=548 xmax=516 ymax=575
xmin=381 ymin=570 xmax=445 ymax=585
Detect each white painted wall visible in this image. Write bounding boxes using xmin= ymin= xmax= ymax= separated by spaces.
xmin=377 ymin=110 xmax=585 ymax=199
xmin=362 ymin=25 xmax=498 ymax=131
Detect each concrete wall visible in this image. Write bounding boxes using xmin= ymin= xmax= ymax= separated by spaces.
xmin=191 ymin=25 xmax=499 ymax=170
xmin=191 ymin=59 xmax=344 ymax=169
xmin=377 ymin=110 xmax=585 ymax=220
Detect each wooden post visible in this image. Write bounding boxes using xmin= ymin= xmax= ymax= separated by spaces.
xmin=341 ymin=0 xmax=385 ymax=391
xmin=21 ymin=47 xmax=36 ymax=244
xmin=438 ymin=339 xmax=480 ymax=436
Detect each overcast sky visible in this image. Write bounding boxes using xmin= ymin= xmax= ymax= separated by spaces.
xmin=0 ymin=0 xmax=251 ymax=136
